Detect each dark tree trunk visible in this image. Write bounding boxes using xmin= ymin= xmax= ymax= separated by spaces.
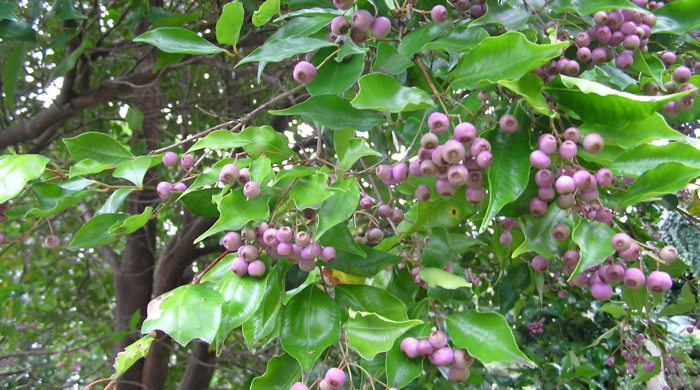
xmin=176 ymin=341 xmax=217 ymax=390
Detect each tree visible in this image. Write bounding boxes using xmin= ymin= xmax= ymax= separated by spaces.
xmin=0 ymin=0 xmax=699 ymax=389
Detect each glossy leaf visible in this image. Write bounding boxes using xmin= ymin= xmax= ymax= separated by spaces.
xmin=569 ymin=219 xmax=615 ymax=279
xmin=316 ymin=178 xmax=360 ymax=239
xmin=385 ymin=324 xmax=428 ymax=388
xmin=446 ymin=310 xmax=534 ymax=365
xmin=181 ymin=189 xmax=219 ymax=218
xmin=0 ymin=154 xmax=50 ymax=203
xmin=69 ymin=213 xmax=127 ymax=249
xmin=270 ymin=95 xmax=385 ymax=131
xmin=512 ymin=204 xmax=573 ymax=259
xmin=498 ymin=74 xmax=554 ymax=116
xmin=545 ymin=75 xmax=692 ymax=125
xmin=336 ymin=138 xmax=382 ymax=170
xmin=113 ymin=156 xmax=154 ymax=187
xmin=239 ymin=125 xmax=296 ymax=162
xmin=96 ymin=188 xmax=133 ymax=215
xmin=25 ymin=183 xmax=94 ymax=218
xmin=653 ymin=0 xmax=700 ymax=34
xmin=195 ymin=189 xmax=270 ymax=243
xmin=280 ymin=285 xmax=340 ymax=370
xmin=252 ymin=0 xmax=280 ymax=26
xmin=579 ymin=114 xmax=685 ymax=150
xmin=450 ymin=32 xmax=567 ymax=90
xmin=111 ymin=335 xmax=154 ymax=379
xmin=108 ymin=206 xmax=153 ymax=235
xmin=345 ymin=310 xmax=422 ymax=360
xmin=214 ymin=271 xmax=268 ymax=352
xmin=249 ymin=156 xmax=272 ymax=183
xmin=397 ymin=22 xmax=449 ymax=56
xmin=250 ymin=354 xmax=302 ymax=390
xmin=238 ymin=37 xmax=335 ymax=65
xmin=289 ymin=172 xmax=334 ymax=209
xmin=328 ymin=243 xmax=402 ymax=277
xmin=0 ymin=19 xmax=36 ymax=42
xmin=471 ymin=0 xmax=530 ymax=29
xmin=269 ymin=15 xmax=335 ymax=40
xmin=617 ymin=162 xmax=700 ymax=208
xmin=335 ymin=285 xmax=408 ymax=321
xmin=622 ymin=285 xmax=648 ymax=312
xmin=243 ymin=263 xmax=287 ymax=346
xmin=187 ymin=130 xmax=249 ymax=152
xmin=419 ymin=268 xmax=471 ymax=290
xmin=498 ymin=263 xmax=531 ymax=314
xmin=405 ymin=193 xmax=470 ymax=234
xmin=424 ymin=23 xmax=488 ymax=53
xmin=481 ymin=112 xmax=532 ymax=232
xmin=134 ymin=27 xmax=225 ymax=54
xmin=142 ymin=284 xmax=223 ymax=346
xmin=351 ymin=73 xmax=435 ymax=113
xmin=608 ymin=143 xmax=700 ymax=177
xmin=307 ymin=53 xmax=365 ymax=96
xmin=63 ymin=132 xmax=134 ymax=165
xmin=372 ymin=42 xmax=414 ymax=75
xmin=216 ymin=1 xmax=244 ymax=46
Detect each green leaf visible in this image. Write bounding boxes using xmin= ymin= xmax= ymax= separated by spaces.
xmin=631 ymin=51 xmax=665 ymax=90
xmin=216 ymin=1 xmax=244 ymax=46
xmin=569 ymin=219 xmax=615 ymax=280
xmin=446 ymin=310 xmax=534 ymax=366
xmin=551 ymin=0 xmax=646 ymax=14
xmin=423 ymin=24 xmax=488 ymax=53
xmin=397 ymin=22 xmax=449 ymax=56
xmin=335 ymin=285 xmax=408 ymax=322
xmin=600 ymin=302 xmax=626 ymax=318
xmin=111 ymin=335 xmax=154 ymax=380
xmin=632 ymin=357 xmax=661 ymax=384
xmin=608 ymin=143 xmax=700 ymax=177
xmin=250 ymin=354 xmax=302 ymax=390
xmin=214 ymin=271 xmax=268 ymax=352
xmin=512 ymin=204 xmax=573 ymax=259
xmin=187 ymin=130 xmax=249 ymax=152
xmin=2 ymin=41 xmax=27 ymax=110
xmin=653 ymin=0 xmax=700 ymax=34
xmin=316 ymin=178 xmax=360 ymax=239
xmin=420 ymin=228 xmax=460 ymax=267
xmin=385 ymin=324 xmax=428 ymax=388
xmin=239 ymin=125 xmax=296 ymax=163
xmin=658 ymin=302 xmax=696 ymax=316
xmin=24 ymin=183 xmax=94 ymax=218
xmin=498 ymin=74 xmax=554 ymax=116
xmin=498 ymin=263 xmax=531 ymax=314
xmin=544 ymin=75 xmax=692 ymax=125
xmin=345 ymin=310 xmax=422 ymax=360
xmin=280 ymin=285 xmax=340 ymax=370
xmin=243 ymin=263 xmax=287 ymax=346
xmin=125 ymin=106 xmax=144 ymax=131
xmin=134 ymin=27 xmax=225 ymax=54
xmin=108 ymin=207 xmax=153 ymax=235
xmin=0 ymin=154 xmax=50 ymax=203
xmin=270 ymin=95 xmax=384 ymax=131
xmin=336 ymin=138 xmax=382 ymax=170
xmin=405 ymin=193 xmax=470 ymax=234
xmin=179 ymin=158 xmax=239 ymax=197
xmin=351 ymin=73 xmax=435 ymax=113
xmin=249 ymin=156 xmax=273 ymax=183
xmin=69 ymin=213 xmax=127 ymax=249
xmin=328 ymin=243 xmax=402 ymax=277
xmin=181 ymin=189 xmax=219 ymax=218
xmin=450 ymin=32 xmax=567 ymax=90
xmin=142 ymin=284 xmax=223 ymax=346
xmin=481 ymin=114 xmax=532 ymax=232
xmin=238 ymin=37 xmax=335 ymax=66
xmin=195 ymin=189 xmax=270 ymax=243
xmin=54 ymin=0 xmax=86 ymax=20
xmin=96 ymin=188 xmax=133 ymax=215
xmin=63 ymin=132 xmax=134 ymax=165
xmin=252 ymin=0 xmax=280 ymax=26
xmin=622 ymin=285 xmax=648 ymax=312
xmin=317 ymin=224 xmax=366 ymax=258
xmin=419 ymin=268 xmax=471 ymax=290
xmin=579 ymin=113 xmax=685 ymax=150
xmin=289 ymin=172 xmax=333 ymax=209
xmin=0 ymin=19 xmax=36 ymax=42
xmin=372 ymin=42 xmax=414 ymax=75
xmin=308 ymin=53 xmax=365 ymax=96
xmin=470 ymin=0 xmax=530 ymax=29
xmin=0 ymin=2 xmax=20 ymax=21
xmin=113 ymin=156 xmax=153 ymax=187
xmin=616 ymin=162 xmax=700 ymax=208
xmin=269 ymin=15 xmax=335 ymax=40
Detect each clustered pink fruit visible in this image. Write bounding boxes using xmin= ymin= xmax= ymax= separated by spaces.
xmin=399 ymin=331 xmax=473 ymax=383
xmin=291 ymin=367 xmax=346 ymax=390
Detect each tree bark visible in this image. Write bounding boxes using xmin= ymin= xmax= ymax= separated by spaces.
xmin=176 ymin=341 xmax=217 ymax=390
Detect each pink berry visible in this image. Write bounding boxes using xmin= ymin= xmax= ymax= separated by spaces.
xmin=231 ymin=256 xmax=248 ymax=277
xmin=448 ymin=366 xmax=470 ymax=383
xmin=421 ymin=132 xmax=439 ymax=149
xmin=659 ymin=246 xmax=679 ymax=263
xmin=330 ymin=16 xmax=350 ymax=35
xmin=529 ymin=198 xmax=548 ymax=217
xmin=321 ymin=247 xmax=336 ymax=263
xmin=559 ymin=140 xmax=578 ymax=160
xmin=582 ymin=133 xmax=604 ymax=153
xmin=564 ymin=127 xmax=581 ymax=142
xmin=223 ymin=232 xmax=242 ymax=251
xmin=661 ymin=51 xmax=676 ymax=67
xmin=431 ymin=5 xmax=448 ymax=23
xmin=538 ymin=134 xmax=557 ymax=154
xmin=499 ymin=231 xmax=513 ymax=245
xmin=157 ymin=181 xmax=173 ymax=199
xmin=624 ymin=268 xmax=645 ymax=289
xmin=555 ymin=176 xmax=576 ymax=195
xmin=428 ymin=112 xmax=450 ymax=134
xmin=673 ymin=66 xmax=692 ymax=84
xmin=324 ymin=367 xmax=346 ymax=389
xmin=551 ymin=223 xmax=570 ymax=241
xmin=400 ymin=337 xmax=420 ymax=358
xmin=417 ymin=339 xmax=434 ymax=356
xmin=392 ymin=163 xmax=408 ymax=183
xmin=611 ymin=232 xmax=632 ymax=252
xmin=162 ymin=151 xmax=178 ymax=167
xmin=180 ymin=154 xmax=195 ymax=170
xmin=454 ymin=122 xmax=477 ymax=144
xmin=529 ymin=150 xmax=551 ymax=169
xmin=173 ymin=182 xmax=187 ymax=192
xmin=243 ymin=181 xmax=260 ymax=198
xmin=591 ymin=282 xmax=613 ymax=300
xmin=646 ymin=271 xmax=672 ymax=293
xmin=428 ymin=330 xmax=448 ymax=348
xmin=430 ymin=347 xmax=454 ymax=366
xmin=453 ymin=349 xmax=474 ymax=369
xmin=531 ymin=255 xmax=549 ymax=272
xmin=219 ymin=164 xmax=239 ymax=184
xmin=238 ymin=245 xmax=259 ymax=262
xmin=377 ymin=204 xmax=393 ymax=218
xmin=499 ymin=114 xmax=519 ymax=133
xmin=291 ymin=382 xmax=309 ymax=390
xmin=352 ymin=9 xmax=374 ymax=32
xmin=371 ymin=16 xmax=391 ymax=38
xmin=276 ymin=226 xmax=293 ymax=243
xmin=293 ymin=61 xmax=317 ymax=84
xmin=277 ymin=242 xmax=293 ymax=256
xmin=247 ymin=260 xmax=266 ymax=278
xmin=605 ymin=263 xmax=626 ymax=283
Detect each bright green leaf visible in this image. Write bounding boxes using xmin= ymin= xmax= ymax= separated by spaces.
xmin=216 ymin=1 xmax=244 ymax=46
xmin=345 ymin=310 xmax=422 ymax=360
xmin=0 ymin=154 xmax=50 ymax=203
xmin=134 ymin=27 xmax=225 ymax=54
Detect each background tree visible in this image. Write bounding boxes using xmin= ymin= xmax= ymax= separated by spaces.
xmin=0 ymin=0 xmax=699 ymax=389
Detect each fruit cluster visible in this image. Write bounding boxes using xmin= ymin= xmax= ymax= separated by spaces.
xmin=400 ymin=331 xmax=474 ymax=383
xmin=291 ymin=367 xmax=348 ymax=390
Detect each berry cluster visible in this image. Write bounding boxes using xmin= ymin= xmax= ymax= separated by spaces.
xmin=157 ymin=151 xmax=193 ymax=198
xmin=525 ymin=318 xmax=545 ymax=336
xmin=291 ymin=367 xmax=347 ymax=390
xmin=219 ymin=163 xmax=259 ymax=198
xmin=400 ymin=331 xmax=474 ymax=383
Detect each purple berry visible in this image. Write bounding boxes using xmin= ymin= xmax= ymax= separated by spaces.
xmin=377 ymin=204 xmax=393 ymax=218
xmin=529 ymin=198 xmax=548 ymax=217
xmin=577 ymin=47 xmax=591 ymax=62
xmin=237 ymin=167 xmax=250 ymax=184
xmin=352 ymin=10 xmax=374 ymax=32
xmin=231 ymin=256 xmax=248 ymax=276
xmin=180 ymin=154 xmax=195 ymax=170
xmin=375 ymin=164 xmax=392 ymax=182
xmin=431 ymin=5 xmax=448 ymax=23
xmin=157 ymin=181 xmax=173 ymax=199
xmin=557 ymin=194 xmax=575 ymax=209
xmin=428 ymin=112 xmax=450 ymax=134
xmin=430 ymin=347 xmax=454 ymax=366
xmin=646 ymin=271 xmax=672 ymax=293
xmin=0 ymin=233 xmax=4 ymax=245
xmin=606 ymin=263 xmax=626 ymax=282
xmin=412 ymin=185 xmax=430 ymax=202
xmin=611 ymin=232 xmax=632 ymax=252
xmin=223 ymin=232 xmax=242 ymax=251
xmin=552 ymin=223 xmax=570 ymax=241
xmin=421 ymin=132 xmax=439 ymax=150
xmin=499 ymin=231 xmax=513 ymax=245
xmin=595 ymin=169 xmax=613 ymax=186
xmin=591 ymin=47 xmax=608 ymax=64
xmin=573 ymin=170 xmax=596 ymax=191
xmin=659 ymin=246 xmax=678 ymax=263
xmin=529 ymin=150 xmax=551 ymax=169
xmin=582 ymin=133 xmax=604 ymax=153
xmin=238 ymin=245 xmax=259 ymax=262
xmin=624 ymin=268 xmax=645 ymax=289
xmin=447 ymin=165 xmax=468 ymax=187
xmin=661 ymin=51 xmax=676 ymax=67
xmin=333 ymin=0 xmax=352 ymax=10
xmin=321 ymin=247 xmax=336 ymax=263
xmin=623 ymin=34 xmax=641 ymax=50
xmin=330 ymin=16 xmax=350 ymax=35
xmin=591 ymin=282 xmax=613 ymax=300
xmin=366 ymin=228 xmax=384 ymax=243
xmin=559 ymin=140 xmax=578 ymax=160
xmin=535 ymin=169 xmax=554 ymax=187
xmin=436 ymin=179 xmax=457 ymax=197
xmin=318 ymin=380 xmax=332 ymax=390
xmin=428 ymin=330 xmax=448 ymax=348
xmin=298 ymin=257 xmax=316 ymax=272
xmin=615 ymin=50 xmax=634 ymax=70
xmin=44 ymin=234 xmax=60 ymax=248
xmin=293 ymin=61 xmax=317 ymax=84
xmin=263 ymin=228 xmax=279 ymax=247
xmin=294 ymin=231 xmax=310 ymax=247
xmin=465 ymin=187 xmax=486 ymax=204
xmin=400 ymin=337 xmax=420 ymax=358
xmin=248 ymin=260 xmax=266 ymax=278
xmin=162 ymin=151 xmax=178 ymax=167
xmin=466 ymin=170 xmax=483 ymax=188
xmin=673 ymin=66 xmax=692 ymax=84
xmin=620 ymin=242 xmax=640 ymax=262
xmin=277 ymin=242 xmax=293 ymax=256
xmin=538 ymin=134 xmax=557 ymax=154
xmin=173 ymin=182 xmax=187 ymax=192
xmin=360 ymin=196 xmax=375 ymax=210
xmin=644 ymin=361 xmax=657 ymax=372
xmin=593 ymin=11 xmax=607 ymax=25
xmin=371 ymin=16 xmax=391 ymax=38
xmin=531 ymin=255 xmax=549 ymax=272
xmin=219 ymin=164 xmax=239 ymax=184
xmin=538 ymin=187 xmax=555 ymax=201
xmin=442 ymin=140 xmax=466 ymax=164
xmin=276 ymin=226 xmax=293 ymax=243
xmin=498 ymin=114 xmax=519 ymax=133
xmin=454 ymin=122 xmax=477 ymax=144
xmin=453 ymin=349 xmax=474 ymax=369
xmin=575 ymin=31 xmax=590 ymax=47
xmin=390 ymin=209 xmax=404 ymax=223
xmin=291 ymin=383 xmax=309 ymax=390
xmin=392 ymin=163 xmax=408 ymax=183
xmin=243 ymin=181 xmax=260 ymax=198
xmin=325 ymin=367 xmax=346 ymax=389
xmin=555 ymin=175 xmax=576 ymax=195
